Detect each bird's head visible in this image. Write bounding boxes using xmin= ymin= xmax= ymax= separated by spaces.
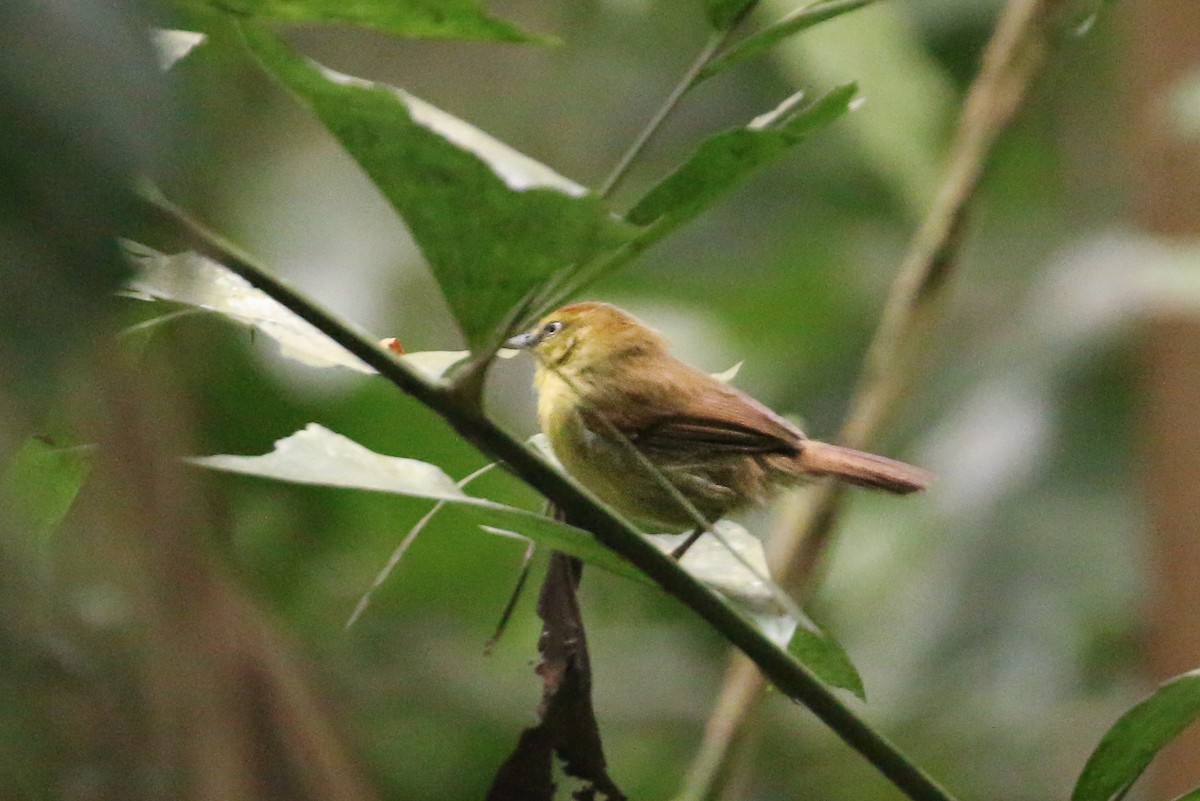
xmin=505 ymin=301 xmax=666 ymax=374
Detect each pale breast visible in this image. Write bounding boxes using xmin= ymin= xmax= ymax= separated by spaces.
xmin=535 ymin=371 xmax=740 ymax=530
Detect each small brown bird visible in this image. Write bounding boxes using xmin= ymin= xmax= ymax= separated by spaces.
xmin=507 ymin=302 xmax=930 ymax=555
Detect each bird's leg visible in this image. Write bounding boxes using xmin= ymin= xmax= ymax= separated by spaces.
xmin=670 ymin=528 xmax=704 ymax=560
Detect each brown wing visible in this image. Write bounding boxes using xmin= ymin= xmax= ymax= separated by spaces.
xmin=579 ymin=360 xmax=802 ymax=458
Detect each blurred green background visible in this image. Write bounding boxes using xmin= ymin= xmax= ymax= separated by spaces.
xmin=5 ymin=0 xmax=1197 ymax=800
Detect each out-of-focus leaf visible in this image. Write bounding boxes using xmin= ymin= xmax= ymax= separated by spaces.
xmin=0 ymin=438 xmax=92 ymax=549
xmin=190 ymin=424 xmax=644 ymax=582
xmin=1171 ymin=789 xmax=1200 ymax=801
xmin=205 ymin=0 xmax=547 ymax=42
xmin=1073 ymin=669 xmax=1200 ymax=801
xmin=703 ymin=0 xmax=760 ymax=30
xmin=698 ymin=0 xmax=878 ymax=82
xmin=0 ymin=0 xmax=170 ymax=396
xmin=763 ymin=0 xmax=953 ymax=214
xmin=627 ymin=84 xmax=856 ymax=232
xmin=239 ymin=26 xmax=635 ymax=350
xmin=712 ymin=360 xmax=744 ymax=383
xmin=150 ymin=29 xmax=206 ymax=69
xmin=125 ymin=242 xmax=508 ymax=377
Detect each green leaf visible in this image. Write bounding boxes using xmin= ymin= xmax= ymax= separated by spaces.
xmin=206 ymin=0 xmax=547 ymax=42
xmin=702 ymin=0 xmax=759 ymax=30
xmin=190 ymin=424 xmax=645 ymax=582
xmin=0 ymin=438 xmax=93 ymax=548
xmin=239 ymin=26 xmax=634 ymax=349
xmin=627 ymin=83 xmax=856 ymax=231
xmin=1073 ymin=669 xmax=1200 ymax=801
xmin=1172 ymin=789 xmax=1200 ymax=801
xmin=789 ymin=622 xmax=864 ymax=700
xmin=698 ymin=0 xmax=878 ymax=82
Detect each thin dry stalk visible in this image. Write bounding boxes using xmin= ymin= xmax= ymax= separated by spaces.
xmin=678 ymin=1 xmax=1076 ymax=797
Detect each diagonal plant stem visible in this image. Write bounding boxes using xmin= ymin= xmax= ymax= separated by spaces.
xmin=136 ymin=187 xmax=958 ymax=801
xmin=599 ymin=21 xmax=741 ymax=200
xmin=599 ymin=32 xmax=724 ymax=199
xmin=678 ymin=0 xmax=1078 ymax=797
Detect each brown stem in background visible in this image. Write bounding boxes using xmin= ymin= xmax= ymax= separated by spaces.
xmin=83 ymin=354 xmax=379 ymax=801
xmin=1126 ymin=0 xmax=1200 ymax=795
xmin=679 ymin=0 xmax=1075 ymax=797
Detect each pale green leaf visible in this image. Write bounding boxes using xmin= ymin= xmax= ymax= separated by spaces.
xmin=124 ymin=242 xmax=514 ymax=377
xmin=0 ymin=438 xmax=92 ymax=547
xmin=190 ymin=424 xmax=643 ymax=581
xmin=649 ymin=524 xmax=863 ymax=698
xmin=150 ymin=29 xmax=205 ymax=70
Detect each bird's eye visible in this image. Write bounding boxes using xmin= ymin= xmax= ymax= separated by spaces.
xmin=541 ymin=321 xmax=564 ymax=338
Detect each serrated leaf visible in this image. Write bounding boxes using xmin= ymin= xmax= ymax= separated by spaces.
xmin=1073 ymin=669 xmax=1200 ymax=801
xmin=240 ymin=26 xmax=635 ymax=349
xmin=702 ymin=0 xmax=760 ymax=30
xmin=205 ymin=0 xmax=547 ymax=42
xmin=0 ymin=438 xmax=92 ymax=547
xmin=190 ymin=424 xmax=644 ymax=582
xmin=698 ymin=0 xmax=877 ymax=82
xmin=627 ymin=83 xmax=856 ymax=232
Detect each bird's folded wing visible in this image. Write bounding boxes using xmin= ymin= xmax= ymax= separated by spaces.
xmin=580 ymin=376 xmax=802 ymax=457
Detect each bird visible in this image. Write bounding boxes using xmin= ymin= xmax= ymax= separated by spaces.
xmin=506 ymin=301 xmax=930 ymax=557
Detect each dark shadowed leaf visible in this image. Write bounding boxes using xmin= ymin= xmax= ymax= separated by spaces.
xmin=203 ymin=0 xmax=546 ymax=42
xmin=1073 ymin=669 xmax=1200 ymax=801
xmin=0 ymin=0 xmax=170 ymax=398
xmin=239 ymin=26 xmax=634 ymax=349
xmin=698 ymin=0 xmax=878 ymax=82
xmin=487 ymin=553 xmax=626 ymax=801
xmin=627 ymin=83 xmax=856 ymax=232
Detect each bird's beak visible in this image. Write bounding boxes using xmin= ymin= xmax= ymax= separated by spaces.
xmin=505 ymin=331 xmax=537 ymax=350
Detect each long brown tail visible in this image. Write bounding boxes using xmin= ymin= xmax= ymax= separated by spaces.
xmin=797 ymin=440 xmax=931 ymax=494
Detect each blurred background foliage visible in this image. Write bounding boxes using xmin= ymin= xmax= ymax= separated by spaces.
xmin=4 ymin=0 xmax=1197 ymax=799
